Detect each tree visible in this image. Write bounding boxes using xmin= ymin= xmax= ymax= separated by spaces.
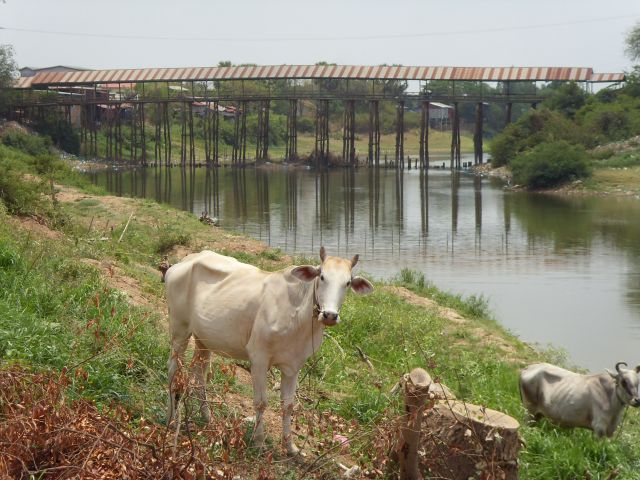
xmin=0 ymin=45 xmax=17 ymax=113
xmin=625 ymin=22 xmax=640 ymax=62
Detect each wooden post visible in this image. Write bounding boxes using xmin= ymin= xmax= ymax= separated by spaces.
xmin=398 ymin=368 xmax=431 ymax=480
xmin=474 ymin=102 xmax=484 ymax=165
xmin=285 ymin=99 xmax=298 ymax=163
xmin=368 ymin=100 xmax=380 ymax=167
xmin=395 ymin=101 xmax=405 ymax=169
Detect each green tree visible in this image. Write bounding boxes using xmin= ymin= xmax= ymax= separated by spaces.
xmin=542 ymin=82 xmax=587 ymax=118
xmin=0 ymin=45 xmax=17 ymax=112
xmin=625 ymin=22 xmax=640 ymax=62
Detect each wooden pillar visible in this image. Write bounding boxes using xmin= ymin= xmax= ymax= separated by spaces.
xmin=180 ymin=103 xmax=187 ymax=166
xmin=419 ymin=101 xmax=430 ymax=169
xmin=450 ymin=102 xmax=461 ymax=169
xmin=368 ymin=100 xmax=380 ymax=167
xmin=398 ymin=368 xmax=431 ymax=480
xmin=140 ymin=103 xmax=147 ymax=166
xmin=474 ymin=102 xmax=484 ymax=165
xmin=395 ymin=101 xmax=405 ymax=169
xmin=256 ymin=99 xmax=270 ymax=162
xmin=342 ymin=99 xmax=356 ymax=166
xmin=505 ymin=102 xmax=512 ymax=125
xmin=232 ymin=101 xmax=247 ymax=166
xmin=314 ymin=99 xmax=329 ymax=168
xmin=285 ymin=99 xmax=298 ymax=163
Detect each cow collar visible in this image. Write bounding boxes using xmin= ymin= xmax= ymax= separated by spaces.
xmin=313 ymin=277 xmax=321 ymax=321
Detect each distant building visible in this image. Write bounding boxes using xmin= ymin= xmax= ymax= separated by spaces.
xmin=19 ymin=65 xmax=87 ymax=77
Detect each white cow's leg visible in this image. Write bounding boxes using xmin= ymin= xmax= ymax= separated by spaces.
xmin=250 ymin=360 xmax=269 ymax=448
xmin=167 ymin=332 xmax=190 ymax=426
xmin=193 ymin=338 xmax=212 ymax=423
xmin=280 ymin=370 xmax=300 ymax=455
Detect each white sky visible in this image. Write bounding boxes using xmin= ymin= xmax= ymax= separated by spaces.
xmin=1 ymin=0 xmax=639 ymax=73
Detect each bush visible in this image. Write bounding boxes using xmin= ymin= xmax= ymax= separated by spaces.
xmin=32 ymin=117 xmax=81 ymax=154
xmin=577 ymin=96 xmax=640 ymax=146
xmin=489 ymin=108 xmax=585 ymax=167
xmin=511 ymin=141 xmax=590 ymax=189
xmin=0 ymin=155 xmax=46 ymax=216
xmin=1 ymin=130 xmax=51 ymax=156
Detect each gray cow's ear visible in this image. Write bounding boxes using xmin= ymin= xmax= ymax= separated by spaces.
xmin=292 ymin=265 xmax=320 ymax=282
xmin=351 ymin=276 xmax=373 ymax=295
xmin=606 ymin=369 xmax=618 ymax=379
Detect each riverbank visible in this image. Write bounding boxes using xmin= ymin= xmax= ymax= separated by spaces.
xmin=1 ymin=135 xmax=640 ymax=478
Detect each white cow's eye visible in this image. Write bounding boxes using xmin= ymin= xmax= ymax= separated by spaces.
xmin=320 ymin=274 xmax=325 ymax=281
xmin=346 ymin=280 xmax=351 ymax=286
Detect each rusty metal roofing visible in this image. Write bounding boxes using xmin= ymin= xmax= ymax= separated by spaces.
xmin=12 ymin=65 xmax=625 ymax=88
xmin=590 ymin=72 xmax=625 ymax=82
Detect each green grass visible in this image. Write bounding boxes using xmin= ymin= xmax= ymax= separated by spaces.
xmin=2 ymin=135 xmax=640 ymax=478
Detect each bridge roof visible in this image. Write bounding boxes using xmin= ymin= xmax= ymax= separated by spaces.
xmin=13 ymin=65 xmax=625 ymax=89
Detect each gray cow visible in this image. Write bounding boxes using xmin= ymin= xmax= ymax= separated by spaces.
xmin=519 ymin=362 xmax=640 ymax=437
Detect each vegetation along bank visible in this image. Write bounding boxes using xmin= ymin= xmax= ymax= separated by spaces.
xmin=1 ymin=129 xmax=640 ymax=478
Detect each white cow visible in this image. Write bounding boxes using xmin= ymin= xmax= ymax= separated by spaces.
xmin=519 ymin=362 xmax=640 ymax=438
xmin=165 ymin=247 xmax=373 ymax=454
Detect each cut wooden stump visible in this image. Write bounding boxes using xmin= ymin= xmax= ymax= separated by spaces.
xmin=398 ymin=368 xmax=432 ymax=480
xmin=421 ymin=400 xmax=521 ymax=480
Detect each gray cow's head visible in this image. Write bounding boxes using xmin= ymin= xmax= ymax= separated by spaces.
xmin=607 ymin=362 xmax=640 ymax=407
xmin=292 ymin=246 xmax=373 ymax=326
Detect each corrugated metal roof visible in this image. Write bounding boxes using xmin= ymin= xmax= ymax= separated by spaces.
xmin=590 ymin=73 xmax=625 ymax=82
xmin=12 ymin=65 xmax=625 ymax=88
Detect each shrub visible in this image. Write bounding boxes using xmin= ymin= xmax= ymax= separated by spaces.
xmin=511 ymin=141 xmax=590 ymax=189
xmin=155 ymin=230 xmax=190 ymax=254
xmin=1 ymin=130 xmax=51 ymax=156
xmin=577 ymin=96 xmax=640 ymax=146
xmin=489 ymin=108 xmax=584 ymax=167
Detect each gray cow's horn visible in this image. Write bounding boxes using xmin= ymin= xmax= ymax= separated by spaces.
xmin=615 ymin=362 xmax=628 ymax=373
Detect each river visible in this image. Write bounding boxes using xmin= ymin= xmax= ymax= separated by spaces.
xmin=86 ymin=161 xmax=640 ymax=371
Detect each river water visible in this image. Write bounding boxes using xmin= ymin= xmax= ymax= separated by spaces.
xmin=87 ymin=161 xmax=640 ymax=371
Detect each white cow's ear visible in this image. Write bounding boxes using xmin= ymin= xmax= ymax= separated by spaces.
xmin=292 ymin=265 xmax=320 ymax=282
xmin=606 ymin=369 xmax=618 ymax=379
xmin=351 ymin=276 xmax=373 ymax=295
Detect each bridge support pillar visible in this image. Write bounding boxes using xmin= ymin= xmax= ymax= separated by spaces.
xmin=256 ymin=99 xmax=270 ymax=162
xmin=203 ymin=100 xmax=219 ymax=167
xmin=419 ymin=101 xmax=430 ymax=169
xmin=505 ymin=102 xmax=512 ymax=125
xmin=450 ymin=102 xmax=461 ymax=169
xmin=154 ymin=102 xmax=172 ymax=166
xmin=232 ymin=100 xmax=248 ymax=166
xmin=314 ymin=99 xmax=329 ymax=168
xmin=285 ymin=99 xmax=298 ymax=163
xmin=395 ymin=101 xmax=405 ymax=169
xmin=474 ymin=102 xmax=484 ymax=165
xmin=342 ymin=99 xmax=356 ymax=166
xmin=368 ymin=100 xmax=380 ymax=167
xmin=179 ymin=102 xmax=196 ymax=166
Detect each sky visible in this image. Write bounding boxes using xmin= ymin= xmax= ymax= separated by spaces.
xmin=1 ymin=0 xmax=639 ymax=74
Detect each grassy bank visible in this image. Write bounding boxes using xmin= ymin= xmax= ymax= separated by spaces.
xmin=1 ymin=133 xmax=640 ymax=478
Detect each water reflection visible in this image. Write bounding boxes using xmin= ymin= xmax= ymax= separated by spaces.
xmin=87 ymin=165 xmax=640 ymax=371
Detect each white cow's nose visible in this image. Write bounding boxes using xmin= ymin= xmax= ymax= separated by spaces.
xmin=321 ymin=311 xmax=339 ymax=326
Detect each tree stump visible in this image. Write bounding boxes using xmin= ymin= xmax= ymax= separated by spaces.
xmin=398 ymin=368 xmax=432 ymax=480
xmin=421 ymin=400 xmax=521 ymax=480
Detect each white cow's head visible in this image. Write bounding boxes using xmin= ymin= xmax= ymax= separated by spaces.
xmin=292 ymin=246 xmax=373 ymax=326
xmin=607 ymin=362 xmax=640 ymax=407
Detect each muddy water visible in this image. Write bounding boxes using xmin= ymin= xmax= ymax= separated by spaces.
xmin=87 ymin=163 xmax=640 ymax=371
